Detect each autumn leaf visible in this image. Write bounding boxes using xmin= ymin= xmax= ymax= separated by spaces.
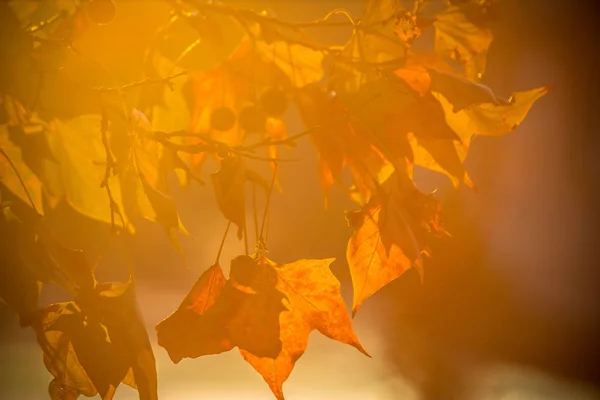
xmin=432 ymin=5 xmax=493 ymax=80
xmin=157 ymin=256 xmax=367 ymax=400
xmin=156 ymin=263 xmax=233 ymax=362
xmin=0 ymin=204 xmax=43 ymax=327
xmin=45 ymin=114 xmax=123 ymax=224
xmin=36 ymin=280 xmax=158 ymax=400
xmin=240 ymin=257 xmax=369 ymax=399
xmin=346 ymin=189 xmax=421 ymax=314
xmin=439 ymin=86 xmax=551 ymax=137
xmin=157 ymin=257 xmax=287 ymax=363
xmin=295 ymin=86 xmax=395 ymax=206
xmin=407 ymin=86 xmax=549 ymax=188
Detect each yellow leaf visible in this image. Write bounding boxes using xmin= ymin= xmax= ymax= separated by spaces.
xmin=433 ymin=6 xmax=493 ymax=80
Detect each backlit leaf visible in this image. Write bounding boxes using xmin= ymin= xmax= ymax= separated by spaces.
xmin=433 ymin=5 xmax=493 ymax=80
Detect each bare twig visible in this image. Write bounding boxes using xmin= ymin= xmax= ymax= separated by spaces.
xmin=154 ymin=130 xmax=300 ymax=163
xmin=215 ymin=220 xmax=231 ymax=265
xmin=94 ymin=70 xmax=188 ymax=93
xmin=259 ymin=164 xmax=278 ymax=243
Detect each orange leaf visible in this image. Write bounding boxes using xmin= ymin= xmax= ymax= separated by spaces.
xmin=158 ymin=256 xmax=367 ymax=400
xmin=346 ymin=196 xmax=420 ymax=316
xmin=156 ymin=264 xmax=233 ymax=363
xmin=241 ymin=257 xmax=368 ymax=399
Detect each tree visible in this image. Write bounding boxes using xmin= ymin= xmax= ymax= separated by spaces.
xmin=0 ymin=0 xmax=548 ymax=399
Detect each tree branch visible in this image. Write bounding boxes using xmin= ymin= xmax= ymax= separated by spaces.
xmin=94 ymin=70 xmax=188 ymax=93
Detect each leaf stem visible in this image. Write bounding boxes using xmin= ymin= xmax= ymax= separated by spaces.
xmin=252 ymin=183 xmax=259 ymax=246
xmin=259 ymin=164 xmax=278 ymax=243
xmin=215 ymin=220 xmax=231 ymax=265
xmin=94 ymin=70 xmax=188 ymax=93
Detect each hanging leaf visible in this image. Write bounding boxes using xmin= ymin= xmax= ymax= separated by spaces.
xmin=346 ymin=192 xmax=419 ymax=314
xmin=156 ymin=263 xmax=234 ymax=362
xmin=157 ymin=257 xmax=287 ymax=361
xmin=157 ymin=256 xmax=367 ymax=400
xmin=295 ymin=86 xmax=394 ymax=206
xmin=407 ymin=86 xmax=549 ymax=188
xmin=36 ymin=280 xmax=158 ymax=400
xmin=432 ymin=5 xmax=493 ymax=80
xmin=240 ymin=257 xmax=369 ymax=400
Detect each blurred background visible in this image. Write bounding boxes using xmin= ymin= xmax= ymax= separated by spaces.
xmin=1 ymin=0 xmax=599 ymax=399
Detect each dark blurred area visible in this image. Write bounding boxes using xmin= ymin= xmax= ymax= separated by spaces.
xmin=369 ymin=1 xmax=600 ymax=399
xmin=1 ymin=0 xmax=599 ymax=399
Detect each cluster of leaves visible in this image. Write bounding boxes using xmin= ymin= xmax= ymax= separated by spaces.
xmin=0 ymin=0 xmax=547 ymax=399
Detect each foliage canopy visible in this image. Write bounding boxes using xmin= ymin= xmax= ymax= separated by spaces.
xmin=0 ymin=0 xmax=547 ymax=398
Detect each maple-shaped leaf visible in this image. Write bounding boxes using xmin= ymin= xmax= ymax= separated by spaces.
xmin=432 ymin=5 xmax=493 ymax=80
xmin=157 ymin=256 xmax=367 ymax=400
xmin=239 ymin=257 xmax=369 ymax=399
xmin=36 ymin=280 xmax=158 ymax=400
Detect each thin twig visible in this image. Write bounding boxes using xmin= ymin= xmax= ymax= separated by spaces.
xmin=259 ymin=164 xmax=278 ymax=242
xmin=252 ymin=183 xmax=259 ymax=245
xmin=94 ymin=70 xmax=188 ymax=93
xmin=215 ymin=220 xmax=231 ymax=265
xmin=236 ymin=126 xmax=319 ymax=152
xmin=155 ymin=130 xmax=300 ymax=162
xmin=0 ymin=148 xmax=39 ymax=215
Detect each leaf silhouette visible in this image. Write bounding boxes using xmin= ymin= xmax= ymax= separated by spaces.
xmin=157 ymin=258 xmax=287 ymax=363
xmin=0 ymin=202 xmax=95 ymax=325
xmin=295 ymin=86 xmax=394 ymax=206
xmin=1 ymin=117 xmax=44 ymax=213
xmin=156 ymin=263 xmax=233 ymax=362
xmin=36 ymin=280 xmax=157 ymax=400
xmin=158 ymin=256 xmax=367 ymax=400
